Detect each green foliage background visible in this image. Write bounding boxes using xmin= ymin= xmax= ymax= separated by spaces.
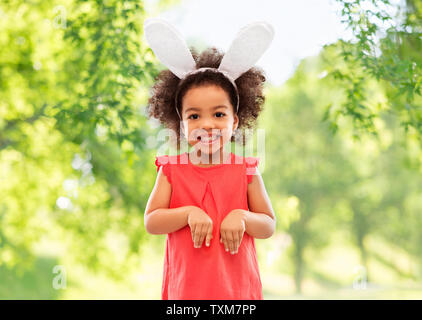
xmin=1 ymin=0 xmax=421 ymax=298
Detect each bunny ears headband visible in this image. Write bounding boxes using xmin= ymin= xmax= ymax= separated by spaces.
xmin=143 ymin=18 xmax=275 ymax=119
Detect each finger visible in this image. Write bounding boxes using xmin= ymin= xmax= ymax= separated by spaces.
xmin=237 ymin=230 xmax=244 ymax=252
xmin=190 ymin=223 xmax=197 ymax=245
xmin=221 ymin=230 xmax=229 ymax=252
xmin=195 ymin=223 xmax=206 ymax=248
xmin=232 ymin=231 xmax=239 ymax=254
xmin=226 ymin=232 xmax=234 ymax=254
xmin=220 ymin=233 xmax=227 ymax=251
xmin=198 ymin=223 xmax=208 ymax=247
xmin=205 ymin=226 xmax=213 ymax=247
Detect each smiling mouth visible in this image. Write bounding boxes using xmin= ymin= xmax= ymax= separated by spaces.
xmin=197 ymin=135 xmax=221 ymax=144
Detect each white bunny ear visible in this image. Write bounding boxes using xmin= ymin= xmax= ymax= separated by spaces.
xmin=144 ymin=17 xmax=196 ymax=79
xmin=218 ymin=21 xmax=275 ymax=80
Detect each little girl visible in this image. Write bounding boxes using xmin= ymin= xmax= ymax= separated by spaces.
xmin=143 ymin=18 xmax=276 ymax=300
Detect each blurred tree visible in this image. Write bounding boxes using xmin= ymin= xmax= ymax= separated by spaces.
xmin=262 ymin=53 xmax=357 ymax=293
xmin=326 ymin=0 xmax=422 ymax=142
xmin=0 ymin=0 xmax=181 ymax=280
xmin=0 ymin=0 xmax=73 ymax=274
xmin=325 ymin=0 xmax=422 ymax=281
xmin=263 ymin=38 xmax=422 ymax=292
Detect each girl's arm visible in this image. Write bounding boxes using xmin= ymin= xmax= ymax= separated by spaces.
xmin=144 ymin=166 xmax=189 ymax=234
xmin=245 ymin=169 xmax=276 ymax=239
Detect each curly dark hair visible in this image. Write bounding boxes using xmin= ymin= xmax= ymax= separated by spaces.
xmin=146 ymin=46 xmax=267 ymax=149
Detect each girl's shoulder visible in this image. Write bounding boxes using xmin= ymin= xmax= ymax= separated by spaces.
xmin=230 ymin=153 xmax=260 ymax=184
xmin=154 ymin=153 xmax=190 ymax=184
xmin=155 ymin=155 xmax=169 ymax=171
xmin=154 ymin=154 xmax=182 ymax=185
xmin=232 ymin=153 xmax=259 ymax=167
xmin=155 ymin=153 xmax=188 ymax=168
xmin=242 ymin=155 xmax=260 ymax=184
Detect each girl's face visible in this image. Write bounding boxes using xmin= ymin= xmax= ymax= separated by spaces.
xmin=181 ymin=84 xmax=239 ymax=156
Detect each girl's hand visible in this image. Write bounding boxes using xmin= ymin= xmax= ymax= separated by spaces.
xmin=186 ymin=206 xmax=213 ymax=248
xmin=220 ymin=209 xmax=247 ymax=254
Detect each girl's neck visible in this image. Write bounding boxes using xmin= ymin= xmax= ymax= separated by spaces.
xmin=188 ymin=148 xmax=231 ymax=167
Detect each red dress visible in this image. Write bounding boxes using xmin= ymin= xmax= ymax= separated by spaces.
xmin=154 ymin=151 xmax=263 ymax=300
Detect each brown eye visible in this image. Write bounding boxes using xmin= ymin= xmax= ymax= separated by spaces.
xmin=216 ymin=112 xmax=225 ymax=118
xmin=188 ymin=114 xmax=198 ymax=120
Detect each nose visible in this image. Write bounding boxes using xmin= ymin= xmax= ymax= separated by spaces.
xmin=198 ymin=115 xmax=216 ymax=131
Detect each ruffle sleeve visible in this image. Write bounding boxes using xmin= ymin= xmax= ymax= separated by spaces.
xmin=155 ymin=155 xmax=172 ymax=184
xmin=245 ymin=157 xmax=260 ymax=184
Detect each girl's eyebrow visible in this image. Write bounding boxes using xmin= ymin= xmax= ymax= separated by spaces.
xmin=184 ymin=105 xmax=228 ymax=114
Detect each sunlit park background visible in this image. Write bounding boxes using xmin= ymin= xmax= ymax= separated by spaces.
xmin=1 ymin=0 xmax=422 ymax=299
